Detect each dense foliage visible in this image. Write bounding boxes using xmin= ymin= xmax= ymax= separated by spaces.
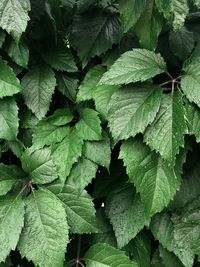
xmin=1 ymin=0 xmax=200 ymax=266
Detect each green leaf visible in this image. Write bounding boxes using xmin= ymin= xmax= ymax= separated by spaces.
xmin=70 ymin=10 xmax=120 ymax=66
xmin=56 ymin=74 xmax=78 ymax=102
xmin=134 ymin=0 xmax=163 ymax=50
xmin=0 ymin=97 xmax=19 ymax=141
xmin=144 ymin=91 xmax=187 ymax=166
xmin=0 ymin=194 xmax=24 ymax=263
xmin=0 ymin=164 xmax=25 ymax=196
xmin=0 ymin=29 xmax=6 ymax=48
xmin=84 ymin=243 xmax=137 ymax=267
xmin=75 ymin=108 xmax=102 ymax=141
xmin=181 ymin=46 xmax=200 ymax=108
xmin=46 ymin=108 xmax=73 ymax=126
xmin=151 ymin=250 xmax=165 ymax=267
xmin=6 ymin=40 xmax=29 ymax=68
xmin=21 ymin=147 xmax=58 ymax=185
xmin=83 ymin=137 xmax=111 ymax=170
xmin=0 ymin=0 xmax=30 ymax=41
xmin=48 ymin=183 xmax=100 ymax=234
xmin=169 ymin=28 xmax=195 ymax=61
xmin=51 ymin=129 xmax=83 ymax=183
xmin=43 ymin=47 xmax=77 ymax=72
xmin=186 ymin=101 xmax=200 ymax=142
xmin=76 ymin=65 xmax=105 ymax=103
xmin=99 ymin=49 xmax=166 ymax=85
xmin=21 ymin=65 xmax=56 ymax=119
xmin=150 ymin=212 xmax=194 ymax=267
xmin=18 ymin=189 xmax=69 ymax=267
xmin=67 ymin=157 xmax=98 ymax=192
xmin=193 ymin=0 xmax=200 ymax=8
xmin=159 ymin=246 xmax=184 ymax=267
xmin=107 ymin=85 xmax=161 ymax=142
xmin=119 ymin=138 xmax=181 ymax=216
xmin=119 ymin=0 xmax=146 ymax=33
xmin=0 ymin=58 xmax=21 ymax=98
xmin=106 ymin=185 xmax=150 ymax=248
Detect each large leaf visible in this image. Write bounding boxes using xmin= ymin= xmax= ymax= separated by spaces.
xmin=0 ymin=0 xmax=30 ymax=41
xmin=48 ymin=183 xmax=100 ymax=234
xmin=18 ymin=189 xmax=69 ymax=267
xmin=84 ymin=243 xmax=137 ymax=267
xmin=107 ymin=85 xmax=161 ymax=142
xmin=0 ymin=194 xmax=24 ymax=263
xmin=70 ymin=10 xmax=121 ymax=66
xmin=0 ymin=164 xmax=25 ymax=196
xmin=0 ymin=58 xmax=21 ymax=98
xmin=21 ymin=65 xmax=56 ymax=119
xmin=119 ymin=0 xmax=146 ymax=33
xmin=51 ymin=129 xmax=83 ymax=183
xmin=119 ymin=138 xmax=180 ymax=216
xmin=106 ymin=185 xmax=150 ymax=248
xmin=134 ymin=0 xmax=163 ymax=50
xmin=21 ymin=147 xmax=58 ymax=184
xmin=0 ymin=97 xmax=19 ymax=141
xmin=75 ymin=108 xmax=102 ymax=141
xmin=99 ymin=49 xmax=166 ymax=85
xmin=144 ymin=91 xmax=187 ymax=166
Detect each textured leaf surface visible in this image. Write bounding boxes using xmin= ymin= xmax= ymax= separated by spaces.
xmin=0 ymin=164 xmax=25 ymax=196
xmin=119 ymin=0 xmax=146 ymax=33
xmin=67 ymin=157 xmax=98 ymax=192
xmin=0 ymin=194 xmax=24 ymax=263
xmin=21 ymin=147 xmax=58 ymax=184
xmin=57 ymin=74 xmax=78 ymax=102
xmin=18 ymin=189 xmax=69 ymax=267
xmin=106 ymin=186 xmax=150 ymax=248
xmin=71 ymin=10 xmax=120 ymax=66
xmin=144 ymin=91 xmax=187 ymax=166
xmin=134 ymin=0 xmax=163 ymax=50
xmin=0 ymin=98 xmax=19 ymax=141
xmin=51 ymin=129 xmax=83 ymax=183
xmin=186 ymin=101 xmax=200 ymax=142
xmin=43 ymin=47 xmax=77 ymax=72
xmin=99 ymin=49 xmax=166 ymax=85
xmin=107 ymin=85 xmax=161 ymax=142
xmin=75 ymin=108 xmax=102 ymax=141
xmin=6 ymin=40 xmax=29 ymax=68
xmin=0 ymin=0 xmax=30 ymax=41
xmin=84 ymin=243 xmax=137 ymax=267
xmin=0 ymin=58 xmax=21 ymax=98
xmin=159 ymin=246 xmax=184 ymax=267
xmin=48 ymin=183 xmax=100 ymax=234
xmin=22 ymin=65 xmax=56 ymax=119
xmin=120 ymin=138 xmax=180 ymax=216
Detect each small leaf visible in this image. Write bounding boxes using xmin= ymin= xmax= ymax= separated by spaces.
xmin=6 ymin=40 xmax=29 ymax=68
xmin=159 ymin=246 xmax=184 ymax=267
xmin=186 ymin=101 xmax=200 ymax=142
xmin=99 ymin=49 xmax=166 ymax=85
xmin=21 ymin=147 xmax=58 ymax=184
xmin=57 ymin=74 xmax=78 ymax=102
xmin=21 ymin=65 xmax=56 ymax=119
xmin=18 ymin=189 xmax=69 ymax=267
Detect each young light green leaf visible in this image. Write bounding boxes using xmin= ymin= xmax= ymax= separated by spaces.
xmin=0 ymin=0 xmax=30 ymax=41
xmin=134 ymin=0 xmax=163 ymax=51
xmin=0 ymin=164 xmax=25 ymax=196
xmin=21 ymin=147 xmax=58 ymax=185
xmin=106 ymin=186 xmax=150 ymax=248
xmin=144 ymin=91 xmax=187 ymax=166
xmin=21 ymin=65 xmax=56 ymax=119
xmin=0 ymin=59 xmax=21 ymax=98
xmin=71 ymin=10 xmax=120 ymax=66
xmin=51 ymin=129 xmax=83 ymax=183
xmin=76 ymin=65 xmax=105 ymax=103
xmin=18 ymin=189 xmax=69 ymax=267
xmin=84 ymin=243 xmax=137 ymax=267
xmin=75 ymin=108 xmax=102 ymax=141
xmin=119 ymin=0 xmax=147 ymax=33
xmin=0 ymin=194 xmax=25 ymax=263
xmin=0 ymin=98 xmax=19 ymax=141
xmin=119 ymin=138 xmax=181 ymax=216
xmin=99 ymin=49 xmax=166 ymax=85
xmin=43 ymin=47 xmax=77 ymax=72
xmin=67 ymin=157 xmax=98 ymax=192
xmin=6 ymin=40 xmax=29 ymax=68
xmin=107 ymin=85 xmax=161 ymax=142
xmin=47 ymin=183 xmax=100 ymax=234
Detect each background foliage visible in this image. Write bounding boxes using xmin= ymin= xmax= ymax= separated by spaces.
xmin=0 ymin=0 xmax=200 ymax=266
